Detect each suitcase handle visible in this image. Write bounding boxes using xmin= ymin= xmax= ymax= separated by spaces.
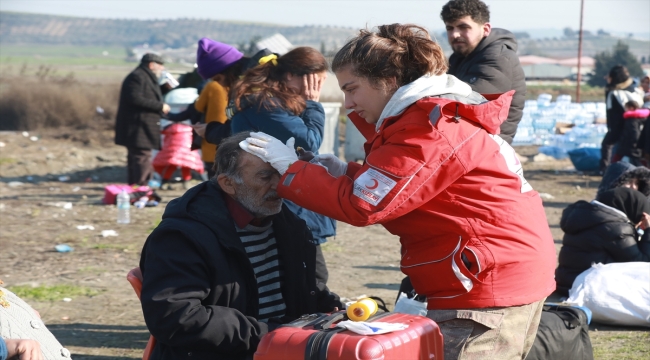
xmin=313 ymin=311 xmax=347 ymax=330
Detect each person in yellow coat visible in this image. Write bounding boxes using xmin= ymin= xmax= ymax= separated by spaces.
xmin=193 ymin=78 xmax=229 ymax=177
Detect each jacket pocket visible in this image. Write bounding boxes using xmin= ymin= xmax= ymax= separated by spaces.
xmin=400 ymin=236 xmax=475 ymax=299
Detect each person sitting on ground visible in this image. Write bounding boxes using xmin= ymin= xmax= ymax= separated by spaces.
xmin=597 ymin=161 xmax=650 ymax=198
xmin=139 ymin=131 xmax=341 ymax=360
xmin=0 ymin=282 xmax=70 ymax=360
xmin=555 ymin=187 xmax=650 ymax=296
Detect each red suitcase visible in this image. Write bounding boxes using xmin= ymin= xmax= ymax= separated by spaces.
xmin=254 ymin=311 xmax=444 ymax=360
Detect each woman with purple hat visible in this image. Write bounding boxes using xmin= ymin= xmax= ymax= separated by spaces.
xmin=166 ymin=38 xmax=273 ymax=176
xmin=186 ymin=38 xmax=243 ymax=177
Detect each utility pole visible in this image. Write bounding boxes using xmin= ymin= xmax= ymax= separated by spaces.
xmin=576 ymin=0 xmax=585 ymax=103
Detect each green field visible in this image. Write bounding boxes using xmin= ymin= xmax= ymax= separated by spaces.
xmin=0 ymin=44 xmax=192 ymax=82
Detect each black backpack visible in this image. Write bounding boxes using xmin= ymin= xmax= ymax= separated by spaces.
xmin=525 ymin=304 xmax=594 ymax=360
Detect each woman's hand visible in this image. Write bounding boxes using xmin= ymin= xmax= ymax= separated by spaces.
xmin=302 ymin=73 xmax=325 ymax=102
xmin=640 ymin=212 xmax=650 ymax=230
xmin=240 ymin=132 xmax=298 ymax=175
xmin=5 ymin=339 xmax=43 ymax=360
xmin=191 ymin=123 xmax=207 ymax=137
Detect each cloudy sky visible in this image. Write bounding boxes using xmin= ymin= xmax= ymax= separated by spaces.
xmin=2 ymin=0 xmax=649 ymax=37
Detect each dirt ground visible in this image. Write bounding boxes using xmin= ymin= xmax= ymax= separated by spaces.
xmin=0 ymin=129 xmax=648 ymax=359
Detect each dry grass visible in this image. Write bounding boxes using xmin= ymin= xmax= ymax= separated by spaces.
xmin=0 ymin=68 xmax=120 ymax=134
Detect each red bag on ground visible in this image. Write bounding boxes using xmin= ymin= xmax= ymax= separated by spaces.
xmin=254 ymin=311 xmax=443 ymax=360
xmin=103 ymin=184 xmax=157 ymax=205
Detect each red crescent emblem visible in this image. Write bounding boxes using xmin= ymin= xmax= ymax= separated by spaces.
xmin=365 ymin=179 xmax=379 ymax=190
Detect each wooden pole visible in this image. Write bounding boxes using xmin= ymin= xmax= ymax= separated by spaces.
xmin=576 ymin=0 xmax=585 ymax=102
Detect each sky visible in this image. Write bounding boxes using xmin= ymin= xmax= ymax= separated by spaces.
xmin=1 ymin=0 xmax=649 ymax=37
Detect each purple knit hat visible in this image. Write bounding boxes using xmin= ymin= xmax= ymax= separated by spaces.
xmin=196 ymin=38 xmax=244 ymax=80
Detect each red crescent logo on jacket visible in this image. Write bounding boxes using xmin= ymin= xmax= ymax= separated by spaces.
xmin=365 ymin=179 xmax=379 ymax=190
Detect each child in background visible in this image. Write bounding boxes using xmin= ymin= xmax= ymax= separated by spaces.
xmin=628 ymin=99 xmax=650 ymax=165
xmin=624 ymin=100 xmax=650 ymax=120
xmin=612 ymin=101 xmax=648 ymax=165
xmin=152 ymin=123 xmax=204 ymax=190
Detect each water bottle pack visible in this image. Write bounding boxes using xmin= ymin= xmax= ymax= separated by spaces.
xmin=512 ymin=93 xmax=607 ymax=149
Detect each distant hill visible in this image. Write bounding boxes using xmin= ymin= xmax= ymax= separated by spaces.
xmin=0 ymin=11 xmax=358 ymax=52
xmin=0 ymin=11 xmax=648 ymax=61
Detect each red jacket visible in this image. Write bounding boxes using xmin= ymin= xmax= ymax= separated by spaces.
xmin=153 ymin=124 xmax=204 ymax=173
xmin=278 ymin=91 xmax=556 ymax=309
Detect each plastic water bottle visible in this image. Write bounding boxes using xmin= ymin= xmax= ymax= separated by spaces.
xmin=116 ymin=190 xmax=130 ymax=224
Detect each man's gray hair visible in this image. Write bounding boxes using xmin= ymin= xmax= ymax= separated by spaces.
xmin=212 ymin=131 xmax=251 ymax=184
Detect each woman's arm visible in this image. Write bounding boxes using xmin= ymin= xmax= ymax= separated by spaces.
xmin=604 ymin=222 xmax=650 ymax=262
xmin=232 ymin=103 xmax=325 ymax=152
xmin=277 ymin=123 xmax=467 ymax=226
xmin=203 ymin=120 xmax=233 ymax=145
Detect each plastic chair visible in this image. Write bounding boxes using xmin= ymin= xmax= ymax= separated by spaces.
xmin=127 ymin=267 xmax=157 ymax=360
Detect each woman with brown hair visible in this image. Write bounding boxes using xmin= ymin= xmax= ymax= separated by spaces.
xmin=240 ymin=24 xmax=556 ymax=359
xmin=230 ymin=46 xmax=336 ymax=285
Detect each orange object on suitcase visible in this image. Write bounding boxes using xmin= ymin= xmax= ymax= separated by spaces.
xmin=254 ymin=311 xmax=443 ymax=360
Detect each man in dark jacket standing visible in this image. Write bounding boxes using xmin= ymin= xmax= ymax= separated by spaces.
xmin=139 ymin=131 xmax=341 ymax=360
xmin=441 ymin=0 xmax=526 ymax=144
xmin=115 ymin=53 xmax=171 ymax=185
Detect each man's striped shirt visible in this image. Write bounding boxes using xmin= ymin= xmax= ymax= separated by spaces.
xmin=236 ymin=221 xmax=286 ymax=321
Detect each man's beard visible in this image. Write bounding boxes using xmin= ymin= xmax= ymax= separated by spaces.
xmin=234 ymin=185 xmax=283 ymax=218
xmin=452 ymin=41 xmax=472 ymax=57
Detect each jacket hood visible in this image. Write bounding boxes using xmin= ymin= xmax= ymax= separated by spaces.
xmin=560 ymin=200 xmax=629 ymax=234
xmin=375 ymin=74 xmax=513 ymax=134
xmin=473 ymin=28 xmax=518 ymax=55
xmin=597 ymin=165 xmax=650 ymax=204
xmin=607 ymin=87 xmax=644 ymax=110
xmin=596 ymin=187 xmax=650 ymax=224
xmin=597 ymin=162 xmax=637 ymax=196
xmin=376 ymin=74 xmax=472 ymax=130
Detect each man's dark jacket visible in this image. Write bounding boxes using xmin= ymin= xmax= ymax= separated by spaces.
xmin=555 ymin=200 xmax=650 ymax=295
xmin=139 ymin=181 xmax=341 ymax=360
xmin=448 ymin=28 xmax=526 ymax=144
xmin=115 ymin=64 xmax=165 ymax=149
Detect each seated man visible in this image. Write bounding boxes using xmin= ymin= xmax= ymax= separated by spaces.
xmin=139 ymin=131 xmax=341 ymax=360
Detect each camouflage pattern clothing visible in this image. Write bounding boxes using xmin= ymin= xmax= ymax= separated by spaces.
xmin=427 ymin=299 xmax=545 ymax=360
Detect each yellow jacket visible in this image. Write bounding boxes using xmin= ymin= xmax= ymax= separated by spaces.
xmin=194 ymin=80 xmax=228 ymax=162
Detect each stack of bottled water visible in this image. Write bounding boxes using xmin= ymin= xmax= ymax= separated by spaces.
xmin=512 ymin=94 xmax=607 ymax=157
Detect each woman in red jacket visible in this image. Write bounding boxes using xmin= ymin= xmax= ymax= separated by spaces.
xmin=240 ymin=24 xmax=556 ymax=360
